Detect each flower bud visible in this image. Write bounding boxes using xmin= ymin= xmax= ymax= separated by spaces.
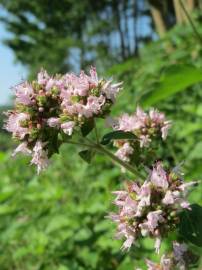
xmin=30 ymin=129 xmax=39 ymax=140
xmin=148 ymin=128 xmax=155 ymax=135
xmin=20 ymin=119 xmax=29 ymax=128
xmin=90 ymin=87 xmax=100 ymax=96
xmin=39 ymin=90 xmax=44 ymax=95
xmin=70 ymin=95 xmax=80 ymax=103
xmin=170 ymin=211 xmax=176 ymax=217
xmin=63 ymin=109 xmax=68 ymax=114
xmin=32 ymin=81 xmax=41 ymax=91
xmin=39 ymin=107 xmax=44 ymax=112
xmin=154 ymin=229 xmax=160 ymax=236
xmin=36 ymin=95 xmax=47 ymax=106
xmin=37 ymin=123 xmax=42 ymax=129
xmin=51 ymin=86 xmax=59 ymax=95
xmin=60 ymin=114 xmax=71 ymax=122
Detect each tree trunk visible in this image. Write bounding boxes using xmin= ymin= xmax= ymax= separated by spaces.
xmin=173 ymin=0 xmax=185 ymax=24
xmin=173 ymin=0 xmax=195 ymax=24
xmin=112 ymin=0 xmax=126 ymax=59
xmin=199 ymin=0 xmax=202 ymax=10
xmin=133 ymin=0 xmax=139 ymax=56
xmin=149 ymin=3 xmax=167 ymax=37
xmin=186 ymin=0 xmax=195 ymax=12
xmin=123 ymin=0 xmax=130 ymax=57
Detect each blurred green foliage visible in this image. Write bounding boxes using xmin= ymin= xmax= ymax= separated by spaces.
xmin=1 ymin=15 xmax=202 ymax=270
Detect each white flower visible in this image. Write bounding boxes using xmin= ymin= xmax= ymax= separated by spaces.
xmin=61 ymin=121 xmax=75 ymax=136
xmin=12 ymin=142 xmax=32 ymax=157
xmin=47 ymin=117 xmax=60 ymax=128
xmin=151 ymin=163 xmax=168 ymax=190
xmin=31 ymin=141 xmax=49 ymax=174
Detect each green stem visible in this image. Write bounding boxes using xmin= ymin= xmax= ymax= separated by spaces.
xmin=66 ymin=140 xmax=93 ymax=148
xmin=179 ymin=0 xmax=202 ymax=43
xmin=66 ymin=138 xmax=145 ymax=179
xmin=94 ymin=144 xmax=145 ymax=180
xmin=94 ymin=120 xmax=99 ymax=144
xmin=167 ymin=142 xmax=179 ymax=164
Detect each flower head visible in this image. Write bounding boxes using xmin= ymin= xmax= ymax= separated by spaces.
xmin=112 ymin=107 xmax=171 ymax=143
xmin=5 ymin=67 xmax=121 ymax=172
xmin=109 ymin=107 xmax=171 ymax=164
xmin=60 ymin=67 xmax=121 ymax=119
xmin=115 ymin=142 xmax=134 ymax=163
xmin=108 ymin=162 xmax=196 ymax=253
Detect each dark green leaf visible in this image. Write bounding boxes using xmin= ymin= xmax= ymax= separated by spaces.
xmin=81 ymin=119 xmax=94 ymax=137
xmin=101 ymin=131 xmax=137 ymax=145
xmin=47 ymin=130 xmax=60 ymax=157
xmin=79 ymin=149 xmax=94 ymax=164
xmin=60 ymin=131 xmax=72 ymax=142
xmin=179 ymin=204 xmax=202 ymax=247
xmin=141 ymin=65 xmax=202 ymax=107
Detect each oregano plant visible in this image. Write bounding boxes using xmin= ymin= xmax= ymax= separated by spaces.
xmin=4 ymin=67 xmax=201 ymax=269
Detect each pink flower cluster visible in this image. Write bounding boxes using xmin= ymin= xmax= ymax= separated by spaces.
xmin=60 ymin=67 xmax=122 ymax=119
xmin=137 ymin=242 xmax=188 ymax=270
xmin=5 ymin=67 xmax=121 ymax=173
xmin=108 ymin=162 xmax=196 ymax=252
xmin=114 ymin=142 xmax=134 ymax=163
xmin=109 ymin=107 xmax=171 ymax=163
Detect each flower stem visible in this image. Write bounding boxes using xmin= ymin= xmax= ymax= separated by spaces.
xmin=94 ymin=120 xmax=99 ymax=144
xmin=94 ymin=144 xmax=145 ymax=180
xmin=66 ymin=140 xmax=93 ymax=148
xmin=66 ymin=138 xmax=145 ymax=180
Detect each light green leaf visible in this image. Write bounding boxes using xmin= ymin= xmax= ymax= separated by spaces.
xmin=46 ymin=215 xmax=71 ymax=233
xmin=74 ymin=228 xmax=92 ymax=241
xmin=141 ymin=65 xmax=202 ymax=107
xmin=189 ymin=142 xmax=202 ymax=160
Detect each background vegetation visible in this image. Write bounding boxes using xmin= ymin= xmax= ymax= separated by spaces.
xmin=0 ymin=0 xmax=202 ymax=269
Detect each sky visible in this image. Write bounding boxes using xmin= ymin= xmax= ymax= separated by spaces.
xmin=0 ymin=21 xmax=27 ymax=106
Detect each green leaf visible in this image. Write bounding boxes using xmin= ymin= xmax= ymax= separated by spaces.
xmin=74 ymin=228 xmax=92 ymax=241
xmin=58 ymin=265 xmax=69 ymax=270
xmin=47 ymin=130 xmax=60 ymax=157
xmin=189 ymin=142 xmax=202 ymax=160
xmin=140 ymin=65 xmax=202 ymax=107
xmin=179 ymin=204 xmax=202 ymax=247
xmin=46 ymin=215 xmax=71 ymax=233
xmin=0 ymin=204 xmax=17 ymax=215
xmin=0 ymin=152 xmax=6 ymax=163
xmin=101 ymin=130 xmax=137 ymax=145
xmin=81 ymin=119 xmax=94 ymax=137
xmin=79 ymin=149 xmax=94 ymax=164
xmin=94 ymin=220 xmax=113 ymax=232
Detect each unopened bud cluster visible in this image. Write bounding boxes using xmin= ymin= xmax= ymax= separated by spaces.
xmin=108 ymin=162 xmax=196 ymax=252
xmin=4 ymin=67 xmax=121 ymax=173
